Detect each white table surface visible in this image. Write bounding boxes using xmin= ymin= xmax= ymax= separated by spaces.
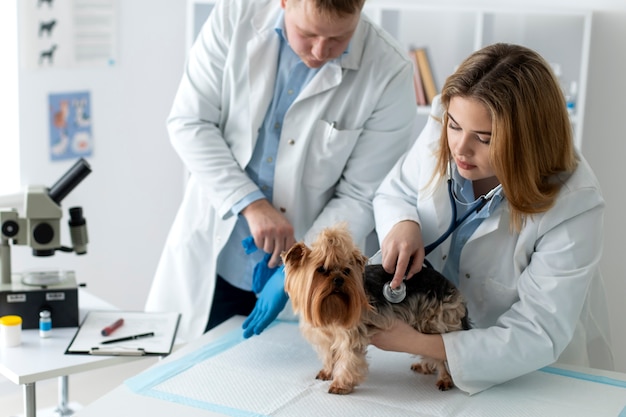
xmin=74 ymin=316 xmax=244 ymax=417
xmin=0 ymin=288 xmax=149 ymax=385
xmin=74 ymin=316 xmax=626 ymax=417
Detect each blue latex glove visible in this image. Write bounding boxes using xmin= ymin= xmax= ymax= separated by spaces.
xmin=242 ymin=236 xmax=279 ymax=294
xmin=242 ymin=266 xmax=288 ymax=338
xmin=241 ymin=235 xmax=257 ymax=255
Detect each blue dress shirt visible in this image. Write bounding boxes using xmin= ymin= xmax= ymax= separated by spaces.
xmin=441 ymin=166 xmax=503 ymax=286
xmin=216 ymin=14 xmax=320 ymax=291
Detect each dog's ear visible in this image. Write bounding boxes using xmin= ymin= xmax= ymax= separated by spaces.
xmin=352 ymin=249 xmax=368 ymax=272
xmin=282 ymin=242 xmax=311 ymax=314
xmin=282 ymin=242 xmax=308 ymax=266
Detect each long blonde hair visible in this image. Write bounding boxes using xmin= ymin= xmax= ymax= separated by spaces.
xmin=435 ymin=43 xmax=577 ymax=231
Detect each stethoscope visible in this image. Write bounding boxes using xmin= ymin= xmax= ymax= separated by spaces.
xmin=377 ymin=162 xmax=502 ymax=302
xmin=423 ymin=173 xmax=502 ymax=259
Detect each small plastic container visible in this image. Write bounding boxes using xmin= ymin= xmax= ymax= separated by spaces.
xmin=0 ymin=315 xmax=23 ymax=347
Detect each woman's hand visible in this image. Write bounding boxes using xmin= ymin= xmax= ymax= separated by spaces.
xmin=370 ymin=320 xmax=420 ymax=353
xmin=381 ymin=220 xmax=425 ymax=289
xmin=370 ymin=319 xmax=447 ymax=361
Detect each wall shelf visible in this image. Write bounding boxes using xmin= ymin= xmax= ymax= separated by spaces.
xmin=363 ymin=1 xmax=592 ymax=149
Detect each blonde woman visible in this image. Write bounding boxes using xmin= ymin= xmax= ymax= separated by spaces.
xmin=371 ymin=43 xmax=613 ymax=394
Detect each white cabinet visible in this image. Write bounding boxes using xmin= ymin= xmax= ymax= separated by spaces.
xmin=363 ymin=1 xmax=592 ymax=149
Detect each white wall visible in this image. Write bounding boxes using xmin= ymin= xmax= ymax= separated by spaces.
xmin=12 ymin=0 xmax=186 ymax=313
xmin=0 ymin=1 xmax=20 ymax=196
xmin=11 ymin=0 xmax=626 ymax=374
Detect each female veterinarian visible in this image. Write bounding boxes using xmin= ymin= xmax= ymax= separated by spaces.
xmin=370 ymin=43 xmax=614 ymax=395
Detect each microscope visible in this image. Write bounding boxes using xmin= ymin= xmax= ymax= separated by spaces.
xmin=0 ymin=158 xmax=91 ymax=329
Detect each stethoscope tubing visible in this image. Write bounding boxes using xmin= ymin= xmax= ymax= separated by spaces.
xmin=423 ymin=178 xmax=488 ymax=256
xmin=369 ymin=174 xmax=499 ymax=270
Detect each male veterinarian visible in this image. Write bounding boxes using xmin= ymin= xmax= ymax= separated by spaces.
xmin=145 ymin=0 xmax=417 ymax=342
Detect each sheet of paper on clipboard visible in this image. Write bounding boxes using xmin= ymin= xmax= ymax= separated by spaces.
xmin=65 ymin=310 xmax=181 ymax=356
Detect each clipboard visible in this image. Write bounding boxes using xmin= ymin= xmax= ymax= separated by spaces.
xmin=65 ymin=310 xmax=181 ymax=356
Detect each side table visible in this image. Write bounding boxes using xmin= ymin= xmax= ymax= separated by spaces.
xmin=0 ymin=289 xmax=152 ymax=417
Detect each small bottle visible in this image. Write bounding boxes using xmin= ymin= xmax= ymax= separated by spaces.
xmin=565 ymin=81 xmax=577 ymax=116
xmin=39 ymin=310 xmax=52 ymax=338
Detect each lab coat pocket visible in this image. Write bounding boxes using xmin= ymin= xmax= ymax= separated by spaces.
xmin=302 ymin=119 xmax=363 ymax=190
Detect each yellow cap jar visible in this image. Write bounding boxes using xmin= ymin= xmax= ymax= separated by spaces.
xmin=0 ymin=315 xmax=23 ymax=347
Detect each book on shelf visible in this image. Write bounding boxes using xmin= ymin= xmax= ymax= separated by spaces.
xmin=408 ymin=49 xmax=427 ymax=106
xmin=413 ymin=47 xmax=438 ymax=105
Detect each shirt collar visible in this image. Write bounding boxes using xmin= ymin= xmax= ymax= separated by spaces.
xmin=452 ymin=164 xmax=504 ymax=213
xmin=275 ymin=11 xmax=287 ymax=40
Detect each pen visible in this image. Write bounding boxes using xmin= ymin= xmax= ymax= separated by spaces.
xmin=326 ymin=121 xmax=336 ymax=141
xmin=101 ymin=318 xmax=124 ymax=336
xmin=101 ymin=332 xmax=155 ymax=345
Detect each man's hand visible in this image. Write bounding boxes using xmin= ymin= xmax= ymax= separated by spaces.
xmin=241 ymin=199 xmax=296 ymax=268
xmin=242 ymin=267 xmax=288 ymax=338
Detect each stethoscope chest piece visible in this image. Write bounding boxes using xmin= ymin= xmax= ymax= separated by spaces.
xmin=382 ymin=280 xmax=407 ymax=303
xmin=376 ymin=166 xmax=502 ymax=304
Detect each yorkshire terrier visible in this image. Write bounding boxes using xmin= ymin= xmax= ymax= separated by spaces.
xmin=283 ymin=225 xmax=470 ymax=395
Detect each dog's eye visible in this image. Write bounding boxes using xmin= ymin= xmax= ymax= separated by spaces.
xmin=316 ymin=266 xmax=328 ymax=275
xmin=343 ymin=268 xmax=351 ymax=276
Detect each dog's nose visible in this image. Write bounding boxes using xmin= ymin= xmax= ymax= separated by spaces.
xmin=333 ymin=277 xmax=344 ymax=287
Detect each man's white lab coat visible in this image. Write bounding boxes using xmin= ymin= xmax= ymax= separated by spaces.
xmin=145 ymin=0 xmax=417 ymax=341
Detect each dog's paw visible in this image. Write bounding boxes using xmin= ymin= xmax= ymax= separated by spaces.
xmin=410 ymin=362 xmax=436 ymax=375
xmin=436 ymin=377 xmax=454 ymax=391
xmin=328 ymin=382 xmax=354 ymax=395
xmin=316 ymin=369 xmax=332 ymax=381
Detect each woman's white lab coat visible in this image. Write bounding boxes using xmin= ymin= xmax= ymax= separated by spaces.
xmin=145 ymin=0 xmax=416 ymax=341
xmin=374 ymin=97 xmax=614 ymax=395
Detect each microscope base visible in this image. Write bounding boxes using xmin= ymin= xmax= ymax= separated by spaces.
xmin=0 ymin=272 xmax=79 ymax=329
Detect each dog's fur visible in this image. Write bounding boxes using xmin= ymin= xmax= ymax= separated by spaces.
xmin=283 ymin=226 xmax=470 ymax=395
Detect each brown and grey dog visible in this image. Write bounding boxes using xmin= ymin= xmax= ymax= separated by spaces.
xmin=283 ymin=225 xmax=470 ymax=395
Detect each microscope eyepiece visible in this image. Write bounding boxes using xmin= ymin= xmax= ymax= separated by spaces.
xmin=68 ymin=207 xmax=85 ymax=225
xmin=48 ymin=158 xmax=92 ymax=204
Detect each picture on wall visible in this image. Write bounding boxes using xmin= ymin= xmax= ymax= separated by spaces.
xmin=48 ymin=91 xmax=93 ymax=161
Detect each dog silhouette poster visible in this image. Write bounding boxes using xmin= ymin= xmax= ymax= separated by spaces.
xmin=18 ymin=0 xmax=117 ymax=69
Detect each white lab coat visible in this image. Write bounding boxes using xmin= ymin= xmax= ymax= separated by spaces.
xmin=374 ymin=96 xmax=614 ymax=395
xmin=145 ymin=0 xmax=417 ymax=341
